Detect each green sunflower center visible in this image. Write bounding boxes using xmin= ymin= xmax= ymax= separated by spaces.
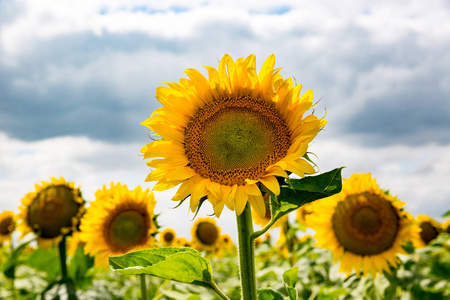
xmin=185 ymin=96 xmax=291 ymax=186
xmin=28 ymin=186 xmax=82 ymax=239
xmin=196 ymin=222 xmax=219 ymax=245
xmin=108 ymin=210 xmax=149 ymax=251
xmin=419 ymin=221 xmax=439 ymax=245
xmin=0 ymin=216 xmax=14 ymax=235
xmin=332 ymin=192 xmax=399 ymax=255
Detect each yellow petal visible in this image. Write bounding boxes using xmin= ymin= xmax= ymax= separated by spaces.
xmin=259 ymin=175 xmax=280 ymax=195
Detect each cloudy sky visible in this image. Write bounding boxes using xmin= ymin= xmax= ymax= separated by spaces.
xmin=1 ymin=0 xmax=450 ymax=239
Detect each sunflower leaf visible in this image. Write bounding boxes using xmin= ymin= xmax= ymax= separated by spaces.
xmin=272 ymin=167 xmax=344 ymax=224
xmin=109 ymin=247 xmax=214 ymax=289
xmin=283 ymin=267 xmax=299 ymax=300
xmin=442 ymin=209 xmax=450 ymax=218
xmin=257 ymin=288 xmax=284 ymax=300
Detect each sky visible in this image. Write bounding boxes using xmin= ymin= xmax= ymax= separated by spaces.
xmin=1 ymin=0 xmax=450 ymax=240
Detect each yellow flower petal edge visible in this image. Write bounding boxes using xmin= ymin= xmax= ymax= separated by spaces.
xmin=307 ymin=173 xmax=420 ymax=278
xmin=141 ymin=54 xmax=326 ymax=217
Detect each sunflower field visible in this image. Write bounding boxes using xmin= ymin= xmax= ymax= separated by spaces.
xmin=1 ymin=54 xmax=450 ymax=300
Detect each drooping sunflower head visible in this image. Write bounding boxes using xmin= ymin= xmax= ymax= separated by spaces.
xmin=160 ymin=228 xmax=176 ymax=246
xmin=79 ymin=183 xmax=158 ymax=268
xmin=18 ymin=177 xmax=85 ymax=247
xmin=141 ymin=54 xmax=326 ymax=218
xmin=307 ymin=173 xmax=418 ymax=277
xmin=413 ymin=215 xmax=441 ymax=248
xmin=190 ymin=217 xmax=221 ymax=252
xmin=0 ymin=211 xmax=16 ymax=245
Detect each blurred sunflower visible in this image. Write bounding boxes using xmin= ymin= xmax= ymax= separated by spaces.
xmin=18 ymin=177 xmax=85 ymax=248
xmin=141 ymin=54 xmax=326 ymax=218
xmin=176 ymin=237 xmax=190 ymax=247
xmin=79 ymin=183 xmax=158 ymax=268
xmin=442 ymin=219 xmax=450 ymax=234
xmin=218 ymin=234 xmax=236 ymax=255
xmin=0 ymin=211 xmax=16 ymax=246
xmin=296 ymin=203 xmax=313 ymax=226
xmin=160 ymin=228 xmax=176 ymax=246
xmin=191 ymin=217 xmax=221 ymax=251
xmin=307 ymin=173 xmax=418 ymax=277
xmin=414 ymin=215 xmax=441 ymax=248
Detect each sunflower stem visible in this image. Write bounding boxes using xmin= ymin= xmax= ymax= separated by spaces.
xmin=140 ymin=274 xmax=148 ymax=300
xmin=236 ymin=203 xmax=257 ymax=300
xmin=58 ymin=236 xmax=77 ymax=300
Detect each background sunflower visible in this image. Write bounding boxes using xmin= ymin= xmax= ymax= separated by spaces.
xmin=0 ymin=211 xmax=16 ymax=246
xmin=190 ymin=217 xmax=221 ymax=252
xmin=18 ymin=177 xmax=85 ymax=248
xmin=79 ymin=183 xmax=158 ymax=268
xmin=307 ymin=173 xmax=419 ymax=277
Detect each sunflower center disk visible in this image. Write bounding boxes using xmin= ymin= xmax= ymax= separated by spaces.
xmin=28 ymin=186 xmax=81 ymax=238
xmin=185 ymin=96 xmax=291 ymax=186
xmin=196 ymin=222 xmax=219 ymax=245
xmin=108 ymin=210 xmax=148 ymax=251
xmin=332 ymin=192 xmax=400 ymax=256
xmin=0 ymin=217 xmax=13 ymax=235
xmin=163 ymin=231 xmax=175 ymax=243
xmin=419 ymin=221 xmax=439 ymax=245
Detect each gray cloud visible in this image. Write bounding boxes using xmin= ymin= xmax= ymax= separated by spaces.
xmin=1 ymin=3 xmax=450 ymax=148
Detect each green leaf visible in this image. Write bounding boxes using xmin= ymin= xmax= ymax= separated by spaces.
xmin=442 ymin=209 xmax=450 ymax=218
xmin=69 ymin=245 xmax=95 ymax=289
xmin=257 ymin=288 xmax=284 ymax=300
xmin=109 ymin=247 xmax=214 ymax=289
xmin=2 ymin=240 xmax=31 ymax=279
xmin=283 ymin=267 xmax=299 ymax=300
xmin=27 ymin=247 xmax=61 ymax=282
xmin=272 ymin=167 xmax=344 ymax=223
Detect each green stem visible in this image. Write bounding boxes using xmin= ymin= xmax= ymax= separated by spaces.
xmin=58 ymin=236 xmax=77 ymax=300
xmin=210 ymin=281 xmax=231 ymax=300
xmin=140 ymin=274 xmax=148 ymax=300
xmin=251 ymin=218 xmax=277 ymax=240
xmin=236 ymin=203 xmax=257 ymax=300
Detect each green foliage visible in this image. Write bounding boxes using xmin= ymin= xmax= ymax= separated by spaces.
xmin=271 ymin=167 xmax=343 ymax=225
xmin=257 ymin=288 xmax=283 ymax=300
xmin=109 ymin=247 xmax=215 ymax=289
xmin=282 ymin=267 xmax=299 ymax=300
xmin=2 ymin=241 xmax=31 ymax=279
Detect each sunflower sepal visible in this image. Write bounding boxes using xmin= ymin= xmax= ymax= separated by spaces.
xmin=109 ymin=247 xmax=230 ymax=299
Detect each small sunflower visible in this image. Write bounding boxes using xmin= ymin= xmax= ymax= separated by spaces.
xmin=307 ymin=173 xmax=418 ymax=277
xmin=18 ymin=177 xmax=85 ymax=248
xmin=141 ymin=54 xmax=326 ymax=218
xmin=0 ymin=211 xmax=16 ymax=246
xmin=176 ymin=237 xmax=190 ymax=247
xmin=218 ymin=234 xmax=236 ymax=255
xmin=414 ymin=215 xmax=441 ymax=248
xmin=79 ymin=183 xmax=158 ymax=268
xmin=160 ymin=228 xmax=177 ymax=246
xmin=191 ymin=217 xmax=221 ymax=252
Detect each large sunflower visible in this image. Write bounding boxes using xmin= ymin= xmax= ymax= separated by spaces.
xmin=79 ymin=183 xmax=158 ymax=268
xmin=141 ymin=54 xmax=326 ymax=218
xmin=190 ymin=217 xmax=221 ymax=252
xmin=307 ymin=173 xmax=418 ymax=277
xmin=0 ymin=211 xmax=16 ymax=246
xmin=18 ymin=177 xmax=85 ymax=247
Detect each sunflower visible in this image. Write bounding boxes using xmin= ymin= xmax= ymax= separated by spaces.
xmin=18 ymin=177 xmax=85 ymax=248
xmin=307 ymin=173 xmax=418 ymax=277
xmin=0 ymin=211 xmax=16 ymax=246
xmin=160 ymin=228 xmax=177 ymax=246
xmin=79 ymin=183 xmax=158 ymax=268
xmin=218 ymin=234 xmax=236 ymax=254
xmin=176 ymin=237 xmax=191 ymax=247
xmin=141 ymin=54 xmax=326 ymax=218
xmin=414 ymin=215 xmax=441 ymax=248
xmin=191 ymin=217 xmax=221 ymax=252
